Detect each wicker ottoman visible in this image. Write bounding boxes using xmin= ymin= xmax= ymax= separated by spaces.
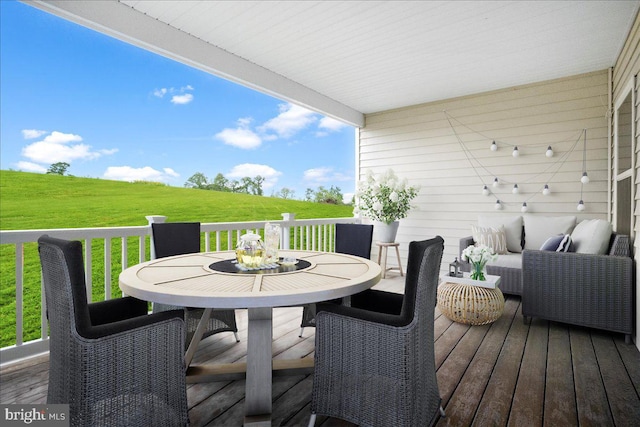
xmin=437 ymin=282 xmax=505 ymax=325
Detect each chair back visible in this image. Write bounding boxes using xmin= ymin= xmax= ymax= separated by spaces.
xmin=152 ymin=222 xmax=201 ymax=258
xmin=335 ymin=223 xmax=374 ymax=259
xmin=38 ymin=235 xmax=93 ymax=405
xmin=401 ymin=236 xmax=444 ymax=326
xmin=38 ymin=235 xmax=92 ymax=341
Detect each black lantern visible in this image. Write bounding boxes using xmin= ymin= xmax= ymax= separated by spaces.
xmin=449 ymin=257 xmax=462 ymax=277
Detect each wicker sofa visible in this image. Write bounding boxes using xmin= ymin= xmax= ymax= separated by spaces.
xmin=522 ymin=233 xmax=633 ymax=343
xmin=459 ymin=215 xmax=633 ymax=342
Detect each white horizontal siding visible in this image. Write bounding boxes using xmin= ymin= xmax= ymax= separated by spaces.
xmin=359 ymin=70 xmax=610 ymax=271
xmin=613 ymin=10 xmax=640 ymax=350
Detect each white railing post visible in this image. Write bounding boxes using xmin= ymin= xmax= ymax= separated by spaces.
xmin=146 ymin=215 xmax=167 ymax=260
xmin=281 ymin=213 xmax=295 ymax=250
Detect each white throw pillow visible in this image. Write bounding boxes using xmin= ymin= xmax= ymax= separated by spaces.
xmin=523 ymin=215 xmax=576 ymax=251
xmin=571 ymin=219 xmax=612 ymax=254
xmin=478 ymin=215 xmax=523 ymax=253
xmin=471 ymin=225 xmax=508 ymax=254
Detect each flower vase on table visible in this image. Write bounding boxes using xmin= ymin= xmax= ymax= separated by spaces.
xmin=461 ymin=244 xmax=497 ymax=282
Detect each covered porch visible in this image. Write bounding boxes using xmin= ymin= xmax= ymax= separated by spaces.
xmin=3 ymin=2 xmax=640 ymax=426
xmin=3 ymin=274 xmax=639 ymax=426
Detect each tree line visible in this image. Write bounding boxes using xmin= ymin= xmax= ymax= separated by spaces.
xmin=185 ymin=172 xmax=347 ymax=204
xmin=42 ymin=164 xmax=347 ymax=205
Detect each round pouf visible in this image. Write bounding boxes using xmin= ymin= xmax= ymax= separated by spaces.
xmin=437 ymin=282 xmax=505 ymax=325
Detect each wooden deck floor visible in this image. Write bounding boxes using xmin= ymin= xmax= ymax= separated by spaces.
xmin=2 ymin=276 xmax=639 ymax=426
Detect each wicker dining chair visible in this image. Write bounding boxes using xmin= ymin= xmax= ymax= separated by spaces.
xmin=151 ymin=222 xmax=240 ymax=345
xmin=309 ymin=236 xmax=445 ymax=427
xmin=38 ymin=235 xmax=189 ymax=427
xmin=299 ymin=223 xmax=374 ymax=337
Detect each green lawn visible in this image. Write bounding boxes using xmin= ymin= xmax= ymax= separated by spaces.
xmin=0 ymin=170 xmax=354 ymax=347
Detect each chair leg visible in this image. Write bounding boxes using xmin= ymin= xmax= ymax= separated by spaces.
xmin=234 ymin=332 xmax=240 ymax=342
xmin=439 ymin=406 xmax=446 ymax=417
xmin=299 ymin=327 xmax=305 ymax=338
xmin=308 ymin=413 xmax=317 ymax=427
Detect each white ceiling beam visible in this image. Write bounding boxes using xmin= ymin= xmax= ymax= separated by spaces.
xmin=25 ymin=0 xmax=364 ymax=127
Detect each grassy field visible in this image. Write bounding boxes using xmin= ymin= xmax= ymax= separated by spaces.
xmin=0 ymin=170 xmax=354 ymax=347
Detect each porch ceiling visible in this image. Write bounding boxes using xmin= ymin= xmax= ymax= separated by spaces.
xmin=28 ymin=1 xmax=640 ymax=127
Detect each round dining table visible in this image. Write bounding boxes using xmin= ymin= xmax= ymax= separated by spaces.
xmin=119 ymin=249 xmax=381 ymax=426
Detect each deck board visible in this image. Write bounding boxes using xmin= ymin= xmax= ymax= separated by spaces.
xmin=544 ymin=323 xmax=578 ymax=427
xmin=2 ymin=276 xmax=639 ymax=426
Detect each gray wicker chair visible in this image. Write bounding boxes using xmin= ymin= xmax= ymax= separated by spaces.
xmin=38 ymin=235 xmax=188 ymax=427
xmin=299 ymin=223 xmax=374 ymax=337
xmin=522 ymin=233 xmax=633 ymax=343
xmin=151 ymin=222 xmax=240 ymax=345
xmin=309 ymin=236 xmax=445 ymax=427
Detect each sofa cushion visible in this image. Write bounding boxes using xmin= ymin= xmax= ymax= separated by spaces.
xmin=471 ymin=225 xmax=507 ymax=254
xmin=523 ymin=215 xmax=576 ymax=251
xmin=571 ymin=219 xmax=612 ymax=254
xmin=478 ymin=215 xmax=523 ymax=253
xmin=540 ymin=234 xmax=573 ymax=252
xmin=487 ymin=253 xmax=522 ymax=269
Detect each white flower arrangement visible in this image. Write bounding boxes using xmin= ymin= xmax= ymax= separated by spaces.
xmin=353 ymin=169 xmax=419 ymax=224
xmin=461 ymin=244 xmax=498 ymax=281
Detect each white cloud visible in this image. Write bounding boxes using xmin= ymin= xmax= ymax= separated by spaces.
xmin=153 ymin=88 xmax=168 ymax=98
xmin=318 ymin=117 xmax=348 ymax=132
xmin=303 ymin=167 xmax=352 ymax=185
xmin=20 ymin=131 xmax=116 ymax=165
xmin=103 ymin=166 xmax=178 ymax=183
xmin=163 ymin=167 xmax=179 ymax=177
xmin=153 ymin=86 xmax=194 ymax=104
xmin=226 ymin=163 xmax=282 ymax=189
xmin=304 ymin=167 xmax=334 ymax=182
xmin=21 ymin=129 xmax=47 ymax=139
xmin=215 ymin=126 xmax=262 ymax=149
xmin=15 ymin=161 xmax=47 ymax=173
xmin=23 ymin=141 xmax=96 ymax=163
xmin=43 ymin=131 xmax=83 ymax=144
xmin=258 ymin=103 xmax=317 ymax=138
xmin=171 ymin=93 xmax=194 ymax=105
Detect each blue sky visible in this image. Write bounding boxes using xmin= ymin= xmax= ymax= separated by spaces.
xmin=0 ymin=1 xmax=356 ymax=199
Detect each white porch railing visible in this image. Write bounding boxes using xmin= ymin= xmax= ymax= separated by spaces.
xmin=0 ymin=213 xmax=357 ymax=366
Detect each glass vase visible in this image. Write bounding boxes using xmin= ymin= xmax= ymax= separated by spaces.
xmin=470 ymin=262 xmax=486 ymax=281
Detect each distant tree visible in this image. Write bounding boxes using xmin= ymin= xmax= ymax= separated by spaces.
xmin=246 ymin=175 xmax=264 ymax=196
xmin=47 ymin=162 xmax=70 ymax=176
xmin=305 ymin=188 xmax=314 ymax=202
xmin=210 ymin=173 xmax=231 ymax=192
xmin=313 ymin=186 xmax=343 ymax=204
xmin=185 ymin=172 xmax=209 ymax=189
xmin=273 ymin=187 xmax=295 ymax=199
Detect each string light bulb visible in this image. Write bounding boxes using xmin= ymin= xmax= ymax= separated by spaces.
xmin=546 ymin=146 xmax=553 ymax=157
xmin=495 ymin=199 xmax=502 ymax=210
xmin=542 ymin=184 xmax=550 ymax=196
xmin=490 ymin=141 xmax=498 ymax=151
xmin=581 ymin=172 xmax=590 ymax=184
xmin=512 ymin=146 xmax=519 ymax=158
xmin=521 ymin=202 xmax=528 ymax=213
xmin=512 ymin=184 xmax=519 ymax=194
xmin=482 ymin=185 xmax=490 ymax=196
xmin=577 ymin=200 xmax=585 ymax=211
xmin=493 ymin=177 xmax=499 ymax=187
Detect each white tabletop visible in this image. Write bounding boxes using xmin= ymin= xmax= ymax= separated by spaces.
xmin=119 ymin=250 xmax=382 ymax=309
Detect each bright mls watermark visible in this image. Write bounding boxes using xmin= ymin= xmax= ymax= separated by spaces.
xmin=1 ymin=405 xmax=69 ymax=426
